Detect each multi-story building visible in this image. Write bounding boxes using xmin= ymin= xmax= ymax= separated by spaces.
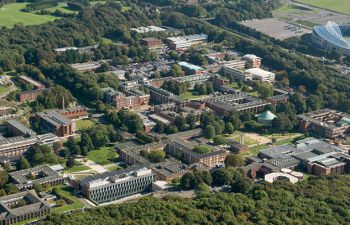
xmin=222 ymin=66 xmax=275 ymax=83
xmin=140 ymin=38 xmax=166 ymax=54
xmin=18 ymin=76 xmax=46 ymax=102
xmin=149 ymin=158 xmax=188 ymax=182
xmin=0 ymin=120 xmax=58 ymax=159
xmin=9 ymin=165 xmax=64 ymax=190
xmin=166 ymin=34 xmax=208 ymax=51
xmin=204 ymin=93 xmax=269 ymax=115
xmin=35 ymin=111 xmax=74 ymax=137
xmin=297 ymin=109 xmax=350 ymax=139
xmin=0 ymin=190 xmax=50 ymax=225
xmin=243 ymin=54 xmax=262 ymax=68
xmin=178 ymin=62 xmax=206 ymax=75
xmin=102 ymin=87 xmax=150 ymax=111
xmin=245 ymin=138 xmax=350 ymax=177
xmin=80 ymin=166 xmax=154 ymax=204
xmin=143 ymin=84 xmax=181 ymax=104
xmin=164 ymin=134 xmax=228 ymax=168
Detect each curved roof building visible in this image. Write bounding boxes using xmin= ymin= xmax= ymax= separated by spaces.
xmin=312 ymin=21 xmax=350 ymax=56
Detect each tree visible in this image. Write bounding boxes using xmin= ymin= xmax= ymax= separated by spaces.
xmin=16 ymin=157 xmax=30 ymax=170
xmin=203 ymin=125 xmax=215 ymax=139
xmin=225 ymin=122 xmax=234 ymax=134
xmin=33 ymin=183 xmax=44 ymax=194
xmin=306 ymin=94 xmax=322 ymax=111
xmin=258 ymin=83 xmax=274 ymax=99
xmin=180 ymin=173 xmax=197 ymax=190
xmin=272 ymin=114 xmax=293 ymax=133
xmin=193 ymin=145 xmax=212 ymax=154
xmin=213 ymin=136 xmax=227 ymax=145
xmin=186 ymin=114 xmax=197 ymax=129
xmin=174 ymin=116 xmax=187 ymax=131
xmin=66 ymin=158 xmax=75 ymax=168
xmin=53 ymin=142 xmax=62 ymax=153
xmin=225 ymin=154 xmax=244 ymax=167
xmin=147 ymin=150 xmax=166 ymax=163
xmin=195 ymin=182 xmax=211 ymax=193
xmin=231 ymin=177 xmax=253 ymax=194
xmin=0 ymin=171 xmax=8 ymax=187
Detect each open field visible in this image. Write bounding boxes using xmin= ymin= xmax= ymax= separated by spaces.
xmin=273 ymin=2 xmax=350 ymax=28
xmin=0 ymin=3 xmax=59 ymax=28
xmin=297 ymin=0 xmax=350 ymax=16
xmin=50 ymin=185 xmax=84 ymax=213
xmin=87 ymin=146 xmax=119 ymax=165
xmin=0 ymin=86 xmax=10 ymax=95
xmin=75 ymin=119 xmax=95 ymax=130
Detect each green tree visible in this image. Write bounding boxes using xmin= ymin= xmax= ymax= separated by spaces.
xmin=147 ymin=150 xmax=166 ymax=163
xmin=225 ymin=154 xmax=244 ymax=167
xmin=16 ymin=157 xmax=30 ymax=170
xmin=225 ymin=122 xmax=234 ymax=134
xmin=213 ymin=136 xmax=227 ymax=145
xmin=258 ymin=83 xmax=274 ymax=99
xmin=231 ymin=177 xmax=253 ymax=194
xmin=203 ymin=125 xmax=215 ymax=139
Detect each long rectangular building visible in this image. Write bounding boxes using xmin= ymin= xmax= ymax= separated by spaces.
xmin=80 ymin=166 xmax=154 ymax=204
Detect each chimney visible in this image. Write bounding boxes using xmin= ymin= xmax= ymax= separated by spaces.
xmin=61 ymin=97 xmax=65 ymax=109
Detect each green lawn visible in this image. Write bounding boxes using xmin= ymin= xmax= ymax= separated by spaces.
xmin=106 ymin=164 xmax=121 ymax=172
xmin=75 ymin=119 xmax=95 ymax=130
xmin=179 ymin=92 xmax=205 ymax=100
xmin=49 ymin=185 xmax=84 ymax=213
xmin=0 ymin=3 xmax=59 ymax=28
xmin=87 ymin=146 xmax=119 ymax=165
xmin=229 ymin=81 xmax=240 ymax=89
xmin=297 ymin=0 xmax=350 ymax=15
xmin=0 ymin=86 xmax=10 ymax=95
xmin=45 ymin=3 xmax=76 ymax=14
xmin=65 ymin=165 xmax=91 ymax=173
xmin=231 ymin=136 xmax=258 ymax=146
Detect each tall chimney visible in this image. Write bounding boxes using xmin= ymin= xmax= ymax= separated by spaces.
xmin=62 ymin=97 xmax=65 ymax=109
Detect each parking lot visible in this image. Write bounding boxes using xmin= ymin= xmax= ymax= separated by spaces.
xmin=241 ymin=18 xmax=311 ymax=40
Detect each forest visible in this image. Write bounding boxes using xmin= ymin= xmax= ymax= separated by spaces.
xmin=42 ymin=175 xmax=350 ymax=224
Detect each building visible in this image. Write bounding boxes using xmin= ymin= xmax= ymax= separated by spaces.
xmin=80 ymin=166 xmax=154 ymax=204
xmin=102 ymin=88 xmax=150 ymax=111
xmin=0 ymin=190 xmax=50 ymax=225
xmin=166 ymin=34 xmax=208 ymax=51
xmin=256 ymin=111 xmax=277 ymax=125
xmin=70 ymin=62 xmax=101 ymax=72
xmin=57 ymin=106 xmax=88 ymax=119
xmin=311 ymin=21 xmax=350 ymax=56
xmin=6 ymin=120 xmax=35 ymax=137
xmin=178 ymin=62 xmax=206 ymax=75
xmin=131 ymin=26 xmax=166 ymax=33
xmin=297 ymin=109 xmax=350 ymax=139
xmin=9 ymin=165 xmax=64 ymax=190
xmin=204 ymin=93 xmax=269 ymax=115
xmin=243 ymin=54 xmax=261 ymax=68
xmin=19 ymin=89 xmax=46 ymax=103
xmin=222 ymin=66 xmax=275 ymax=83
xmin=35 ymin=111 xmax=74 ymax=137
xmin=18 ymin=76 xmax=46 ymax=102
xmin=248 ymin=138 xmax=350 ymax=177
xmin=140 ymin=38 xmax=165 ymax=54
xmin=143 ymin=85 xmax=181 ymax=104
xmin=149 ymin=158 xmax=187 ymax=182
xmin=19 ymin=76 xmax=45 ymax=90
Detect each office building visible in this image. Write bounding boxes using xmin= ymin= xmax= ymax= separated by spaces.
xmin=243 ymin=54 xmax=261 ymax=68
xmin=80 ymin=166 xmax=154 ymax=204
xmin=9 ymin=165 xmax=64 ymax=190
xmin=102 ymin=88 xmax=150 ymax=111
xmin=166 ymin=34 xmax=208 ymax=51
xmin=222 ymin=66 xmax=275 ymax=83
xmin=35 ymin=111 xmax=74 ymax=137
xmin=298 ymin=109 xmax=350 ymax=139
xmin=140 ymin=38 xmax=165 ymax=54
xmin=0 ymin=190 xmax=50 ymax=225
xmin=178 ymin=62 xmax=206 ymax=75
xmin=205 ymin=93 xmax=269 ymax=115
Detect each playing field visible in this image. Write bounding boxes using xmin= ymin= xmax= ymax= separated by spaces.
xmin=0 ymin=3 xmax=58 ymax=28
xmin=297 ymin=0 xmax=350 ymax=16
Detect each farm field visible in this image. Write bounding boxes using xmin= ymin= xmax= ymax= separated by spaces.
xmin=297 ymin=0 xmax=350 ymax=16
xmin=0 ymin=3 xmax=58 ymax=28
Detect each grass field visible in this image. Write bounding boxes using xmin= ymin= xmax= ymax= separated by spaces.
xmin=49 ymin=185 xmax=84 ymax=213
xmin=297 ymin=0 xmax=350 ymax=15
xmin=87 ymin=146 xmax=119 ymax=165
xmin=65 ymin=164 xmax=91 ymax=173
xmin=0 ymin=3 xmax=60 ymax=28
xmin=0 ymin=86 xmax=10 ymax=95
xmin=75 ymin=119 xmax=95 ymax=130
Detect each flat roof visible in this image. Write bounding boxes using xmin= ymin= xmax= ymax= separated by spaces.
xmin=245 ymin=68 xmax=275 ymax=77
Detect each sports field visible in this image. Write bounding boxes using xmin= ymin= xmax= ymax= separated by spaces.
xmin=297 ymin=0 xmax=350 ymax=16
xmin=0 ymin=3 xmax=58 ymax=28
